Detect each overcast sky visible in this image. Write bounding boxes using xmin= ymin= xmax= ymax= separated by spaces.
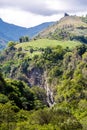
xmin=0 ymin=0 xmax=87 ymax=27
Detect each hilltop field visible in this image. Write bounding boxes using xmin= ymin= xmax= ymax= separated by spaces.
xmin=16 ymin=39 xmax=81 ymax=49
xmin=15 ymin=38 xmax=81 ymax=57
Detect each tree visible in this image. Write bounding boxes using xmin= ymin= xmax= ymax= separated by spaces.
xmin=0 ymin=102 xmax=18 ymax=130
xmin=19 ymin=36 xmax=30 ymax=43
xmin=8 ymin=41 xmax=16 ymax=48
xmin=76 ymin=44 xmax=87 ymax=56
xmin=25 ymin=36 xmax=29 ymax=42
xmin=19 ymin=37 xmax=23 ymax=43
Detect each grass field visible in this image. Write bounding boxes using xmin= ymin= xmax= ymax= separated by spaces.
xmin=16 ymin=39 xmax=81 ymax=50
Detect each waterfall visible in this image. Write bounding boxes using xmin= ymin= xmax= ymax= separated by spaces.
xmin=46 ymin=85 xmax=54 ymax=107
xmin=44 ymin=73 xmax=55 ymax=106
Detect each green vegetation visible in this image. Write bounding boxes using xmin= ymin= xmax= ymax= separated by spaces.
xmin=15 ymin=39 xmax=81 ymax=58
xmin=0 ymin=15 xmax=87 ymax=129
xmin=0 ymin=101 xmax=82 ymax=130
xmin=81 ymin=15 xmax=87 ymax=23
xmin=37 ymin=15 xmax=87 ymax=43
xmin=16 ymin=39 xmax=81 ymax=50
xmin=0 ymin=71 xmax=82 ymax=130
xmin=19 ymin=36 xmax=30 ymax=43
xmin=0 ymin=18 xmax=54 ymax=50
xmin=0 ymin=38 xmax=87 ymax=129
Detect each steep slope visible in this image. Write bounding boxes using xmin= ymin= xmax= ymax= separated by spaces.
xmin=37 ymin=15 xmax=87 ymax=43
xmin=0 ymin=14 xmax=87 ymax=129
xmin=0 ymin=39 xmax=80 ymax=99
xmin=0 ymin=39 xmax=87 ymax=129
xmin=0 ymin=43 xmax=87 ymax=130
xmin=0 ymin=18 xmax=54 ymax=49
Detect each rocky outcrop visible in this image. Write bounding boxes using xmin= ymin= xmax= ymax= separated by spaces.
xmin=25 ymin=68 xmax=55 ymax=106
xmin=26 ymin=67 xmax=44 ymax=87
xmin=64 ymin=13 xmax=69 ymax=17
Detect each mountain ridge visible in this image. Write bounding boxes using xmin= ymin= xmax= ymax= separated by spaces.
xmin=0 ymin=18 xmax=54 ymax=49
xmin=37 ymin=15 xmax=87 ymax=43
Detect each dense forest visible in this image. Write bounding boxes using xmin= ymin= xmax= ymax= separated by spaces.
xmin=0 ymin=40 xmax=87 ymax=129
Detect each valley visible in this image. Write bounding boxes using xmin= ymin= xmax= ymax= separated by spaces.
xmin=0 ymin=18 xmax=54 ymax=50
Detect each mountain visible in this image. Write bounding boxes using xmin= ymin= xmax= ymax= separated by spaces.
xmin=0 ymin=18 xmax=54 ymax=49
xmin=37 ymin=15 xmax=87 ymax=43
xmin=0 ymin=14 xmax=87 ymax=129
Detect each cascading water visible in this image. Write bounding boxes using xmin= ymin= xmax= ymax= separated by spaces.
xmin=46 ymin=85 xmax=54 ymax=106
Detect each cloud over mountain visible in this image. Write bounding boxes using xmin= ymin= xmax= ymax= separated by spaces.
xmin=0 ymin=0 xmax=87 ymax=16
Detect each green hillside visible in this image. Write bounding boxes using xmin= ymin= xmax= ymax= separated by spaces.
xmin=0 ymin=41 xmax=87 ymax=129
xmin=15 ymin=39 xmax=81 ymax=58
xmin=37 ymin=15 xmax=87 ymax=43
xmin=16 ymin=39 xmax=81 ymax=49
xmin=0 ymin=75 xmax=82 ymax=130
xmin=0 ymin=15 xmax=87 ymax=130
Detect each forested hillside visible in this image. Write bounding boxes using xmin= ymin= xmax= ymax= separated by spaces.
xmin=0 ymin=37 xmax=87 ymax=129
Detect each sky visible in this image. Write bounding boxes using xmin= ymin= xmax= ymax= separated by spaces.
xmin=0 ymin=0 xmax=87 ymax=28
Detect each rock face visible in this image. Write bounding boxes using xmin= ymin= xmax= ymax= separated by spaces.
xmin=26 ymin=67 xmax=44 ymax=87
xmin=27 ymin=68 xmax=54 ymax=106
xmin=26 ymin=68 xmax=55 ymax=106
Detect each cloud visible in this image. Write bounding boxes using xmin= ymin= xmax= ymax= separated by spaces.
xmin=0 ymin=0 xmax=87 ymax=16
xmin=0 ymin=0 xmax=50 ymax=15
xmin=0 ymin=0 xmax=87 ymax=27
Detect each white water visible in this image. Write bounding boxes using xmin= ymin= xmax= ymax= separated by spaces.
xmin=44 ymin=72 xmax=55 ymax=107
xmin=46 ymin=85 xmax=54 ymax=106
